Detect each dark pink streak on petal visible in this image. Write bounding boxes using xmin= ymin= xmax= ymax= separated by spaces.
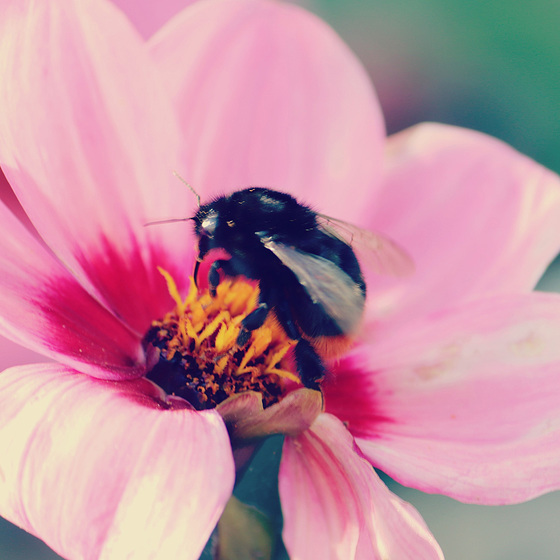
xmin=75 ymin=232 xmax=193 ymax=336
xmin=0 ymin=200 xmax=143 ymax=379
xmin=323 ymin=358 xmax=393 ymax=439
xmin=279 ymin=413 xmax=443 ymax=559
xmin=39 ymin=273 xmax=145 ymax=378
xmin=150 ymin=0 xmax=385 ymax=222
xmin=0 ymin=363 xmax=234 ymax=560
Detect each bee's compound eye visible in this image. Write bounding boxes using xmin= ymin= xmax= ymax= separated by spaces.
xmin=201 ymin=210 xmax=218 ymax=236
xmin=227 ymin=220 xmax=235 ymax=228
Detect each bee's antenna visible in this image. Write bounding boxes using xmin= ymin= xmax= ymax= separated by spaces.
xmin=145 ymin=217 xmax=190 ymax=226
xmin=173 ymin=170 xmax=201 ymax=208
xmin=144 ymin=172 xmax=200 ymax=227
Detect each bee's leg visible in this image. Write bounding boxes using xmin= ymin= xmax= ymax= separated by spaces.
xmin=207 ymin=259 xmax=235 ymax=297
xmin=273 ymin=298 xmax=325 ymax=389
xmin=294 ymin=339 xmax=325 ymax=390
xmin=236 ymin=303 xmax=269 ymax=346
xmin=236 ymin=281 xmax=274 ymax=346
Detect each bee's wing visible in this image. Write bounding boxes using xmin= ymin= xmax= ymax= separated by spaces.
xmin=261 ymin=237 xmax=365 ymax=333
xmin=317 ymin=213 xmax=414 ymax=277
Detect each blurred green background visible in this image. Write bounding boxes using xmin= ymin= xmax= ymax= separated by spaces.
xmin=319 ymin=0 xmax=560 ymax=173
xmin=1 ymin=0 xmax=559 ymax=558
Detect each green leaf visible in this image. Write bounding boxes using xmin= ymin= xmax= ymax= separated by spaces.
xmin=217 ymin=495 xmax=275 ymax=560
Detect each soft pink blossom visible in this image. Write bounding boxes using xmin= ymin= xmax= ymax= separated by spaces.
xmin=1 ymin=1 xmax=560 ymax=559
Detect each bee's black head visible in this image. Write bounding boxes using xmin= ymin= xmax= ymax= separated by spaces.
xmin=193 ymin=187 xmax=317 ymax=251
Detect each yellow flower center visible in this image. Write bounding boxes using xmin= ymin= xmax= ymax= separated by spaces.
xmin=143 ymin=268 xmax=301 ymax=410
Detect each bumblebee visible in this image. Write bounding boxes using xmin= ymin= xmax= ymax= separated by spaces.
xmin=192 ymin=187 xmax=412 ymax=388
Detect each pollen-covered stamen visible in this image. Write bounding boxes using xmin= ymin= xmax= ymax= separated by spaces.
xmin=143 ymin=269 xmax=300 ymax=410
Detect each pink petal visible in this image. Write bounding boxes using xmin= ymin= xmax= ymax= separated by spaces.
xmin=0 ymin=0 xmax=195 ymax=335
xmin=0 ymin=363 xmax=234 ymax=560
xmin=149 ymin=0 xmax=385 ymax=221
xmin=366 ymin=123 xmax=560 ymax=322
xmin=279 ymin=413 xmax=443 ymax=559
xmin=111 ymin=0 xmax=197 ymax=38
xmin=325 ymin=293 xmax=560 ymax=504
xmin=0 ymin=200 xmax=144 ymax=379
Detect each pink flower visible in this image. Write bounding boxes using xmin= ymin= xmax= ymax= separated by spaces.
xmin=1 ymin=0 xmax=560 ymax=559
